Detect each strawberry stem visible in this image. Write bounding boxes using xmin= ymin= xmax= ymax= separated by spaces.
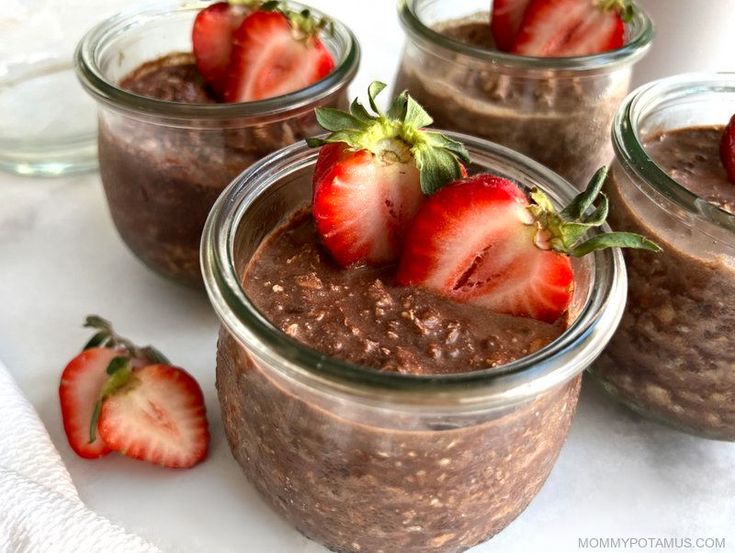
xmin=82 ymin=315 xmax=170 ymax=365
xmin=528 ymin=167 xmax=661 ymax=257
xmin=307 ymin=81 xmax=470 ymax=194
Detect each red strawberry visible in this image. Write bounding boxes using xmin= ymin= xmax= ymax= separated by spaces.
xmin=721 ymin=114 xmax=735 ymax=184
xmin=59 ymin=347 xmax=119 ymax=458
xmin=223 ymin=10 xmax=335 ymax=102
xmin=313 ymin=143 xmax=424 ymax=266
xmin=192 ymin=2 xmax=248 ymax=96
xmin=398 ymin=169 xmax=661 ymax=323
xmin=98 ymin=364 xmax=209 ymax=469
xmin=308 ymin=82 xmax=470 ymax=267
xmin=512 ymin=0 xmax=626 ymax=57
xmin=491 ymin=0 xmax=531 ymax=52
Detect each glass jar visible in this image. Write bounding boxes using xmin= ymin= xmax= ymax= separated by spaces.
xmin=592 ymin=73 xmax=735 ymax=441
xmin=393 ymin=0 xmax=653 ymax=189
xmin=202 ymin=133 xmax=627 ymax=553
xmin=75 ymin=1 xmax=359 ymax=287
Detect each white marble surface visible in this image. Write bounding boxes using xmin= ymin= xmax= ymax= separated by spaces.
xmin=1 ymin=1 xmax=734 ymax=552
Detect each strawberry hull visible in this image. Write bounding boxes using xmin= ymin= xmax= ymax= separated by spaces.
xmin=202 ymin=135 xmax=629 ymax=552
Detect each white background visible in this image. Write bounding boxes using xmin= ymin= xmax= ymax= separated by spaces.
xmin=1 ymin=1 xmax=735 ymax=552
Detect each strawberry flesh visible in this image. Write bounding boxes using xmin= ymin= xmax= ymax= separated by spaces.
xmin=313 ymin=143 xmax=424 ymax=267
xmin=223 ymin=10 xmax=335 ymax=103
xmin=192 ymin=2 xmax=248 ymax=96
xmin=98 ymin=364 xmax=209 ymax=469
xmin=721 ymin=114 xmax=735 ymax=184
xmin=59 ymin=347 xmax=119 ymax=459
xmin=397 ymin=174 xmax=574 ymax=323
xmin=512 ymin=0 xmax=625 ymax=57
xmin=491 ymin=0 xmax=532 ymax=52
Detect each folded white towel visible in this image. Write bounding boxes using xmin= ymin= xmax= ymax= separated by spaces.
xmin=0 ymin=360 xmax=162 ymax=553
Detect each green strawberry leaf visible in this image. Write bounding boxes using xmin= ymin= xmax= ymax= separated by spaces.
xmin=140 ymin=345 xmax=171 ymax=365
xmin=83 ymin=331 xmax=110 ymax=351
xmin=528 ymin=167 xmax=662 ymax=258
xmin=315 ymin=108 xmax=364 ymax=132
xmin=414 ymin=145 xmax=465 ymax=195
xmin=386 ymin=91 xmax=409 ymax=120
xmin=569 ymin=232 xmax=662 ymax=257
xmin=403 ymin=95 xmax=433 ymax=129
xmin=367 ymin=81 xmax=387 ymax=115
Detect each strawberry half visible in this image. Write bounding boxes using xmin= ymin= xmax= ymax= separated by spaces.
xmin=307 ymin=82 xmax=470 ymax=267
xmin=223 ymin=9 xmax=335 ymax=102
xmin=312 ymin=143 xmax=424 ymax=266
xmin=58 ymin=315 xmax=208 ymax=468
xmin=721 ymin=114 xmax=735 ymax=184
xmin=59 ymin=347 xmax=119 ymax=458
xmin=512 ymin=0 xmax=631 ymax=57
xmin=192 ymin=2 xmax=249 ymax=96
xmin=398 ymin=168 xmax=661 ymax=323
xmin=97 ymin=364 xmax=209 ymax=469
xmin=490 ymin=0 xmax=531 ymax=52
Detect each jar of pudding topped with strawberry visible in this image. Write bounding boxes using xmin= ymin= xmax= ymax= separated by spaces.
xmin=394 ymin=0 xmax=653 ymax=189
xmin=593 ymin=73 xmax=735 ymax=441
xmin=76 ymin=0 xmax=359 ymax=287
xmin=203 ymin=83 xmax=658 ymax=552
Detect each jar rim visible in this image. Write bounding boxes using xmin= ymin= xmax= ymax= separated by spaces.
xmin=201 ymin=132 xmax=627 ymax=409
xmin=397 ymin=0 xmax=653 ymax=71
xmin=612 ymin=72 xmax=735 ymax=235
xmin=74 ymin=0 xmax=360 ymax=121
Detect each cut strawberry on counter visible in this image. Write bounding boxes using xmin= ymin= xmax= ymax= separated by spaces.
xmin=721 ymin=114 xmax=735 ymax=184
xmin=60 ymin=347 xmax=120 ymax=458
xmin=58 ymin=316 xmax=209 ymax=468
xmin=490 ymin=0 xmax=531 ymax=52
xmin=223 ymin=6 xmax=335 ymax=102
xmin=307 ymin=82 xmax=470 ymax=267
xmin=398 ymin=168 xmax=661 ymax=323
xmin=192 ymin=1 xmax=249 ymax=95
xmin=512 ymin=0 xmax=634 ymax=57
xmin=97 ymin=363 xmax=209 ymax=469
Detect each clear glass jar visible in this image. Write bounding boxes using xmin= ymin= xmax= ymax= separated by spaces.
xmin=75 ymin=1 xmax=359 ymax=287
xmin=202 ymin=133 xmax=627 ymax=553
xmin=393 ymin=0 xmax=653 ymax=189
xmin=592 ymin=73 xmax=735 ymax=441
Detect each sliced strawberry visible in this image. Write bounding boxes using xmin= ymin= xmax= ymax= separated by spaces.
xmin=313 ymin=143 xmax=424 ymax=266
xmin=192 ymin=2 xmax=248 ymax=96
xmin=397 ymin=174 xmax=575 ymax=323
xmin=223 ymin=10 xmax=335 ymax=102
xmin=307 ymin=82 xmax=470 ymax=267
xmin=398 ymin=169 xmax=662 ymax=323
xmin=512 ymin=0 xmax=625 ymax=57
xmin=59 ymin=347 xmax=119 ymax=459
xmin=721 ymin=114 xmax=735 ymax=184
xmin=98 ymin=364 xmax=209 ymax=469
xmin=490 ymin=0 xmax=531 ymax=52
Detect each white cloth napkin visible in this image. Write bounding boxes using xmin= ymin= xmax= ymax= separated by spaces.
xmin=0 ymin=361 xmax=162 ymax=553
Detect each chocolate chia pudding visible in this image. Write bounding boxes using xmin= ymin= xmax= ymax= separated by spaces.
xmin=596 ymin=126 xmax=735 ymax=440
xmin=98 ymin=53 xmax=346 ymax=287
xmin=216 ymin=209 xmax=580 ymax=552
xmin=394 ymin=8 xmax=652 ymax=188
